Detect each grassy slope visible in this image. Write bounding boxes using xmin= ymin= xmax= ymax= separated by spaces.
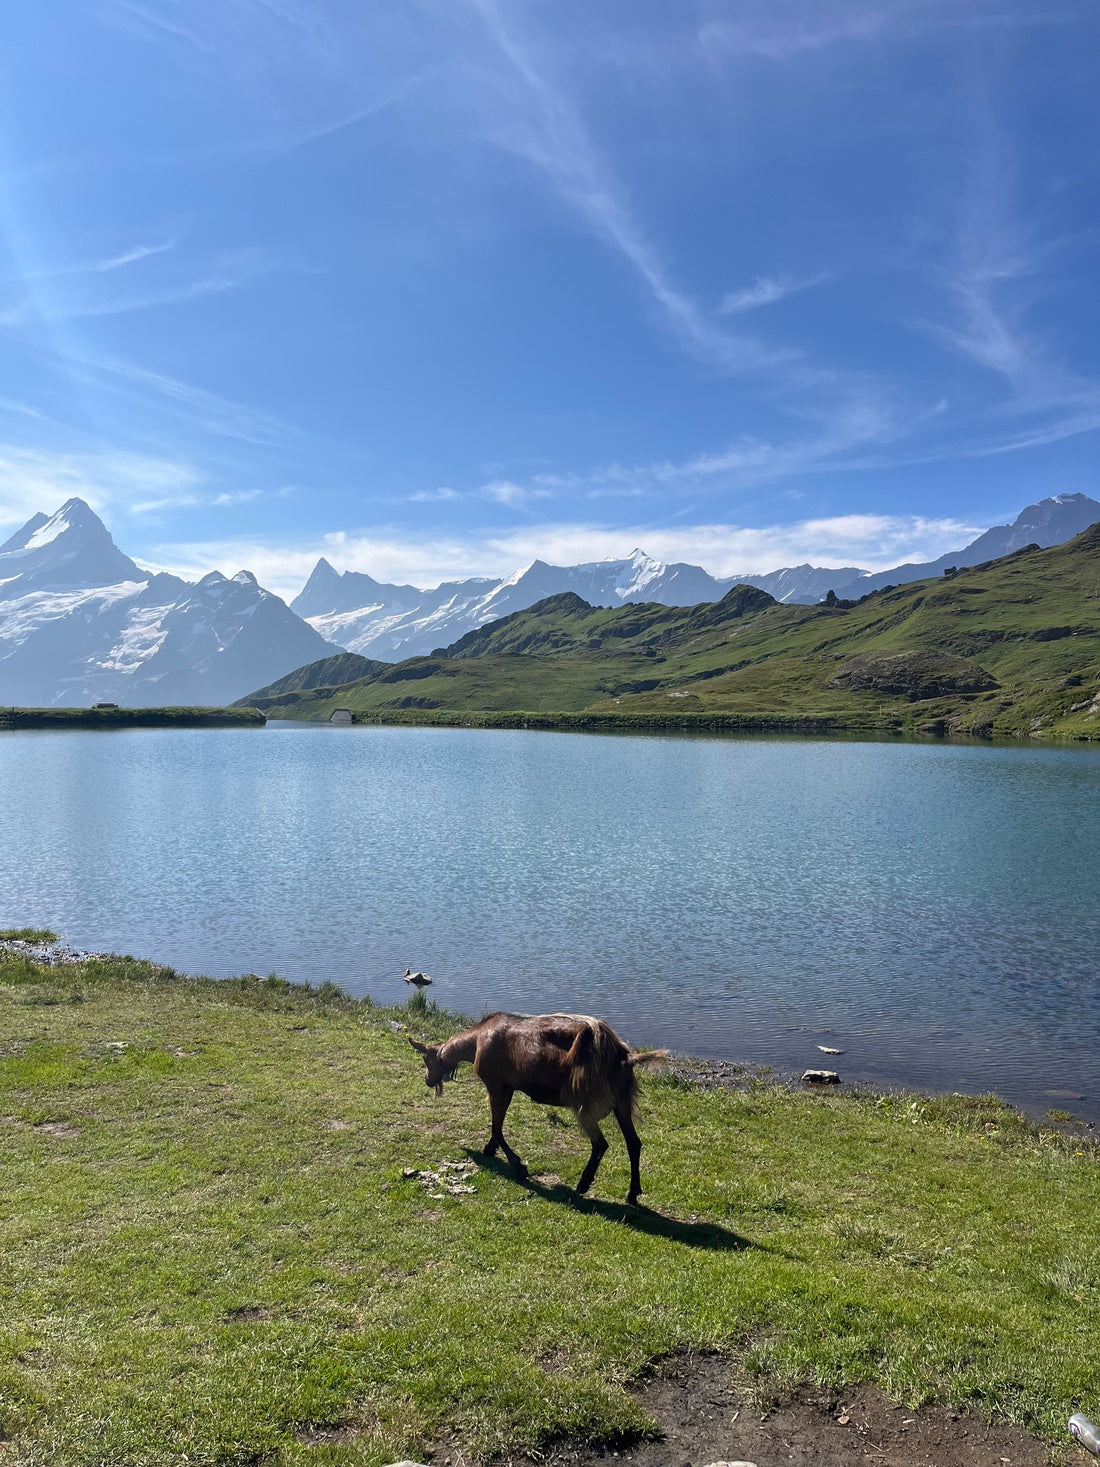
xmin=2 ymin=951 xmax=1097 ymax=1467
xmin=235 ymin=654 xmax=390 ymax=712
xmin=268 ymin=529 xmax=1100 ymax=740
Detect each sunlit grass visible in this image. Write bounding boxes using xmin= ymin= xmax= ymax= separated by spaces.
xmin=1 ymin=949 xmax=1097 ymax=1466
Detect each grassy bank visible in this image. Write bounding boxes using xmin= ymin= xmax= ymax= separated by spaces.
xmin=1 ymin=949 xmax=1097 ymax=1466
xmin=0 ymin=707 xmax=265 ymax=730
xmin=245 ymin=526 xmax=1100 ymax=743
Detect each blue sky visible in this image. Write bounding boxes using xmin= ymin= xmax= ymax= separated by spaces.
xmin=1 ymin=0 xmax=1098 ymax=596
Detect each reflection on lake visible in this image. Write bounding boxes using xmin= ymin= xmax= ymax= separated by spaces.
xmin=2 ymin=724 xmax=1098 ymax=1120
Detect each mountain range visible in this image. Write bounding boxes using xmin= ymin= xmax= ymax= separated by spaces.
xmin=290 ymin=494 xmax=1100 ymax=662
xmin=1 ymin=491 xmax=1097 ymax=707
xmin=0 ymin=499 xmax=333 ymax=707
xmin=246 ymin=520 xmax=1100 ymax=744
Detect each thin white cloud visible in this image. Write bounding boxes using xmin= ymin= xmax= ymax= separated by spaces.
xmin=49 ymin=273 xmax=237 ymax=321
xmin=67 ymin=354 xmax=291 ymax=446
xmin=7 ymin=244 xmax=306 ymax=326
xmin=285 ymin=65 xmax=442 ymax=150
xmin=482 ymin=515 xmax=986 ymax=578
xmin=211 ymin=489 xmax=264 ymax=507
xmin=697 ymin=1 xmax=1061 ymax=64
xmin=101 ymin=1 xmax=214 ymax=52
xmin=152 ymin=511 xmax=985 ymax=601
xmin=89 ymin=240 xmax=178 ymax=273
xmin=720 ymin=273 xmax=829 ymax=316
xmin=479 ymin=478 xmax=553 ymax=507
xmin=0 ymin=444 xmax=202 ymax=533
xmin=512 ymin=392 xmax=906 ymax=501
xmin=918 ymin=104 xmax=1100 ymax=452
xmin=2 ymin=238 xmax=179 ymax=286
xmin=407 ymin=486 xmax=460 ymax=503
xmin=465 ymin=0 xmax=790 ymax=375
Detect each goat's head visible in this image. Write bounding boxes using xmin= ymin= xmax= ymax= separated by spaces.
xmin=408 ymin=1036 xmax=456 ymax=1096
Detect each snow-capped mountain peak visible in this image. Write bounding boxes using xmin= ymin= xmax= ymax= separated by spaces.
xmin=0 ymin=497 xmax=141 ymax=595
xmin=0 ymin=500 xmax=335 ymax=706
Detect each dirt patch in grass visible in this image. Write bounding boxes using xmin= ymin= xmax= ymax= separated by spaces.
xmin=487 ymin=1357 xmax=1050 ymax=1467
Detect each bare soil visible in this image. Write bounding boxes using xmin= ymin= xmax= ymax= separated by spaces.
xmin=473 ymin=1356 xmax=1053 ymax=1467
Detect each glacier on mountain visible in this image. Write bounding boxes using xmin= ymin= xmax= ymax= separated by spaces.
xmin=0 ymin=500 xmax=334 ymax=707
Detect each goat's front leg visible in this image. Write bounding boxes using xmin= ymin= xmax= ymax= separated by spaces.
xmin=484 ymin=1085 xmax=527 ymax=1179
xmin=574 ymin=1109 xmax=609 ymax=1197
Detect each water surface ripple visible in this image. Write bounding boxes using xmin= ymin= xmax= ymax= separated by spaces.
xmin=2 ymin=725 xmax=1097 ymax=1119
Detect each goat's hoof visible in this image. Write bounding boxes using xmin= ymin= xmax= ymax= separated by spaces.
xmin=626 ymin=1194 xmax=640 ymax=1207
xmin=512 ymin=1164 xmax=528 ymax=1181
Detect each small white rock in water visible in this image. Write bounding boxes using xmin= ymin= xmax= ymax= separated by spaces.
xmin=817 ymin=1045 xmax=843 ymax=1054
xmin=702 ymin=1460 xmax=759 ymax=1467
xmin=801 ymin=1069 xmax=840 ymax=1084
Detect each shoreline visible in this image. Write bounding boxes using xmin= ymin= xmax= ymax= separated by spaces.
xmin=0 ymin=706 xmax=265 ymax=730
xmin=263 ymin=704 xmax=1100 ymax=743
xmin=5 ymin=935 xmax=1093 ymax=1136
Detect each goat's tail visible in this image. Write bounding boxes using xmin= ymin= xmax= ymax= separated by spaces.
xmin=628 ymin=1048 xmax=669 ymax=1068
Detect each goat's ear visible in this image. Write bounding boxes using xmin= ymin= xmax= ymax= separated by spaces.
xmin=407 ymin=1036 xmax=430 ymax=1055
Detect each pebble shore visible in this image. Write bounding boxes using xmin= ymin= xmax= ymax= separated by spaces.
xmin=0 ymin=938 xmax=112 ymax=967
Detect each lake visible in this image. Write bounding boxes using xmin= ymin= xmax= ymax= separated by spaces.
xmin=2 ymin=723 xmax=1098 ymax=1121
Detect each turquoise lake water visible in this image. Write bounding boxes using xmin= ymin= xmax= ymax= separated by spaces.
xmin=2 ymin=723 xmax=1098 ymax=1119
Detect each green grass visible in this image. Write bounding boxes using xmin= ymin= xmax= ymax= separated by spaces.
xmin=1 ymin=950 xmax=1097 ymax=1466
xmin=0 ymin=929 xmax=58 ymax=943
xmin=0 ymin=707 xmax=265 ymax=730
xmin=257 ymin=527 xmax=1100 ymax=741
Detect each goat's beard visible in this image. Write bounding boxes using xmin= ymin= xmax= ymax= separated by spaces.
xmin=433 ymin=1066 xmax=458 ymax=1096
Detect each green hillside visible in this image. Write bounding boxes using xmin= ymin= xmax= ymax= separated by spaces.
xmin=259 ymin=525 xmax=1100 ymax=740
xmin=236 ymin=651 xmax=389 ymax=713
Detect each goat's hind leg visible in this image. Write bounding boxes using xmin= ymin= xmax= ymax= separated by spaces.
xmin=613 ymin=1100 xmax=643 ymax=1206
xmin=484 ymin=1085 xmax=527 ymax=1180
xmin=574 ymin=1109 xmax=609 ymax=1197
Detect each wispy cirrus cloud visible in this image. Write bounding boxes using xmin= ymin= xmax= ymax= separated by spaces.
xmin=720 ymin=273 xmax=830 ymax=316
xmin=67 ymin=353 xmax=292 ymax=446
xmin=7 ymin=237 xmax=180 ymax=282
xmin=0 ymin=443 xmax=202 ymax=531
xmin=697 ymin=0 xmax=1061 ymax=64
xmin=917 ymin=105 xmax=1100 ymax=451
xmin=464 ymin=0 xmax=791 ymax=376
xmin=4 ymin=243 xmax=311 ymax=326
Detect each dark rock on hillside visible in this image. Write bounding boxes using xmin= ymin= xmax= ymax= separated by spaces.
xmin=830 ymin=650 xmax=998 ymax=700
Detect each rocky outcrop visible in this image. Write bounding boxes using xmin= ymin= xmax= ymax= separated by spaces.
xmin=830 ymin=650 xmax=997 ymax=700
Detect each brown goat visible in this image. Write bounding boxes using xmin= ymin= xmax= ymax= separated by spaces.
xmin=408 ymin=1012 xmax=666 ymax=1205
